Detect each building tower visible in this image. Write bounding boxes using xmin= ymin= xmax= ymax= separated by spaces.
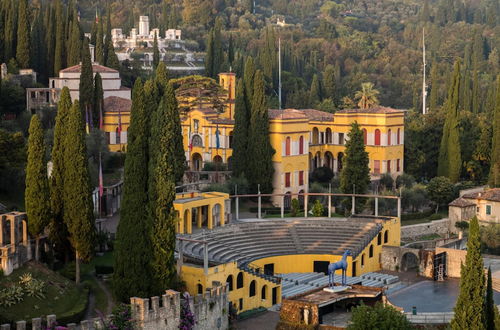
xmin=139 ymin=16 xmax=150 ymax=37
xmin=218 ymin=73 xmax=236 ymax=119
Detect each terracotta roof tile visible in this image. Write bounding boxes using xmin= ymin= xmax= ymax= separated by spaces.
xmin=462 ymin=188 xmax=500 ymax=202
xmin=336 ymin=106 xmax=405 ymax=114
xmin=60 ymin=64 xmax=119 ymax=74
xmin=268 ymin=109 xmax=308 ymax=120
xmin=300 ymin=109 xmax=334 ymax=121
xmin=103 ymin=96 xmax=131 ymax=113
xmin=449 ymin=197 xmax=476 ymax=207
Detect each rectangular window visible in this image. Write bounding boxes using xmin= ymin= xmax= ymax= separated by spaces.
xmin=374 ymin=160 xmax=380 ymax=174
xmin=387 ymin=160 xmax=391 ymax=173
xmin=477 ymin=206 xmax=480 ymax=213
xmin=285 ymin=173 xmax=291 ymax=187
xmin=339 ymin=133 xmax=344 ymax=145
xmin=299 ymin=171 xmax=304 ymax=186
xmin=486 ymin=205 xmax=492 ymax=215
xmin=397 ymin=159 xmax=400 ymax=172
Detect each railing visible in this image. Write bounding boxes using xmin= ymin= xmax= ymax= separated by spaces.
xmin=405 ymin=312 xmax=454 ymax=324
xmin=237 ymin=261 xmax=281 ymax=284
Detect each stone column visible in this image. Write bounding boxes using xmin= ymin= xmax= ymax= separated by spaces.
xmin=208 ymin=204 xmax=213 ymax=230
xmin=10 ymin=217 xmax=15 ymax=253
xmin=197 ymin=207 xmax=202 ymax=228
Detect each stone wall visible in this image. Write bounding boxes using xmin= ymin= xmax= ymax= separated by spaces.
xmin=401 ymin=219 xmax=449 ymax=239
xmin=435 ymin=247 xmax=467 ymax=278
xmin=280 ymin=298 xmax=319 ymax=326
xmin=1 ymin=284 xmax=229 ymax=330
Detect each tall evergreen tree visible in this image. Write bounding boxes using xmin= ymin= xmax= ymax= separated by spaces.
xmin=248 ymin=70 xmax=275 ymax=193
xmin=153 ymin=32 xmax=160 ymax=70
xmin=103 ymin=4 xmax=112 ymax=66
xmin=113 ymin=79 xmax=154 ymax=301
xmin=150 ymin=84 xmax=181 ymax=292
xmin=105 ymin=41 xmax=120 ymax=70
xmin=15 ymin=0 xmax=30 ymax=69
xmin=67 ymin=15 xmax=82 ymax=67
xmin=49 ymin=87 xmax=72 ymax=261
xmin=323 ymin=64 xmax=337 ymax=102
xmin=25 ymin=115 xmax=50 ymax=261
xmin=231 ymin=80 xmax=250 ymax=177
xmin=438 ymin=61 xmax=462 ymax=182
xmin=95 ymin=18 xmax=104 ymax=65
xmin=79 ymin=38 xmax=94 ymax=126
xmin=489 ymin=76 xmax=500 ymax=186
xmin=53 ymin=0 xmax=65 ymax=75
xmin=30 ymin=11 xmax=46 ymax=80
xmin=205 ymin=29 xmax=214 ymax=78
xmin=3 ymin=0 xmax=17 ymax=61
xmin=451 ymin=216 xmax=484 ymax=329
xmin=484 ymin=267 xmax=499 ymax=330
xmin=340 ymin=122 xmax=371 ymax=196
xmin=92 ymin=73 xmax=104 ymax=128
xmin=45 ymin=3 xmax=56 ymax=80
xmin=63 ymin=100 xmax=96 ymax=284
xmin=243 ymin=57 xmax=256 ymax=110
xmin=429 ymin=64 xmax=440 ymax=112
xmin=309 ymin=74 xmax=322 ymax=106
xmin=155 ymin=62 xmax=169 ymax=95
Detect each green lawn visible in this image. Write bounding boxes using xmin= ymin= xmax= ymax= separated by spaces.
xmin=0 ymin=262 xmax=87 ymax=323
xmin=401 ymin=211 xmax=448 ymax=226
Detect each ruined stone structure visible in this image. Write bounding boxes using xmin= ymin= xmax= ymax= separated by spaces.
xmin=1 ymin=284 xmax=229 ymax=330
xmin=0 ymin=212 xmax=33 ymax=275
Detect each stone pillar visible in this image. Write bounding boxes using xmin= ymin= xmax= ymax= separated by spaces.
xmin=351 ymin=195 xmax=355 ymax=215
xmin=235 ymin=196 xmax=239 ymax=220
xmin=208 ymin=204 xmax=213 ymax=230
xmin=397 ymin=197 xmax=401 ymax=220
xmin=177 ymin=239 xmax=184 ymax=275
xmin=375 ymin=198 xmax=379 ymax=217
xmin=47 ymin=315 xmax=56 ymax=328
xmin=0 ymin=216 xmax=3 ymax=246
xmin=21 ymin=218 xmax=28 ymax=245
xmin=15 ymin=321 xmax=26 ymax=330
xmin=281 ymin=196 xmax=285 ymax=219
xmin=304 ymin=194 xmax=308 ymax=218
xmin=197 ymin=207 xmax=202 ymax=228
xmin=0 ymin=324 xmax=10 ymax=330
xmin=31 ymin=318 xmax=41 ymax=330
xmin=258 ymin=185 xmax=262 ymax=219
xmin=203 ymin=242 xmax=208 ymax=275
xmin=10 ymin=217 xmax=15 ymax=253
xmin=328 ymin=194 xmax=332 ymax=218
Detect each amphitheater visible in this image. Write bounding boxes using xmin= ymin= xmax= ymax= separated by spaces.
xmin=177 ymin=215 xmax=401 ymax=313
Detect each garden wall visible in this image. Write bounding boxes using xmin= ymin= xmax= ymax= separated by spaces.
xmin=401 ymin=219 xmax=449 ymax=239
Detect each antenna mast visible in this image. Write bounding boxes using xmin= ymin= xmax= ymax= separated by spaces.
xmin=422 ymin=28 xmax=427 ymax=115
xmin=278 ymin=37 xmax=282 ymax=110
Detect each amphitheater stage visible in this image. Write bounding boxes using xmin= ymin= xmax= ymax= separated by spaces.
xmin=280 ymin=285 xmax=383 ymax=326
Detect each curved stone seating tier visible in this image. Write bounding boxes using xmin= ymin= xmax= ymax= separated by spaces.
xmin=178 ymin=219 xmax=382 ymax=266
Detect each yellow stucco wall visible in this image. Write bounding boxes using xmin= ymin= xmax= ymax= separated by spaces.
xmin=181 ymin=261 xmax=281 ymax=313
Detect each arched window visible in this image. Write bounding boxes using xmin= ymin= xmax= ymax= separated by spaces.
xmin=326 ymin=128 xmax=332 ymax=144
xmin=226 ymin=275 xmax=234 ymax=291
xmin=228 ymin=131 xmax=233 ymax=148
xmin=299 ymin=136 xmax=304 ymax=154
xmin=312 ymin=127 xmax=319 ymax=144
xmin=116 ymin=127 xmax=121 ymax=144
xmin=191 ymin=134 xmax=203 ymax=147
xmin=236 ymin=272 xmax=243 ymax=289
xmin=285 ymin=137 xmax=291 ymax=156
xmin=362 ymin=128 xmax=367 ymax=145
xmin=249 ymin=280 xmax=256 ymax=297
xmin=384 ymin=230 xmax=389 ymax=243
xmin=374 ymin=129 xmax=381 ymax=146
xmin=261 ymin=285 xmax=267 ymax=300
xmin=361 ymin=254 xmax=365 ymax=267
xmin=397 ymin=128 xmax=401 ymax=144
xmin=387 ymin=129 xmax=392 ymax=146
xmin=369 ymin=244 xmax=374 ymax=258
xmin=377 ymin=232 xmax=382 ymax=245
xmin=197 ymin=283 xmax=203 ymax=294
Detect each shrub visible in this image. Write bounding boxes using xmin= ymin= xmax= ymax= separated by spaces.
xmin=379 ymin=173 xmax=394 ymax=190
xmin=291 ymin=199 xmax=300 ymax=217
xmin=19 ymin=273 xmax=45 ymax=299
xmin=201 ymin=183 xmax=230 ymax=193
xmin=0 ymin=285 xmax=24 ymax=307
xmin=310 ymin=166 xmax=334 ymax=183
xmin=95 ymin=265 xmax=114 ymax=275
xmin=312 ymin=200 xmax=324 ymax=217
xmin=396 ymin=173 xmax=415 ymax=189
xmin=455 ymin=221 xmax=469 ymax=231
xmin=429 ymin=213 xmax=444 ymax=220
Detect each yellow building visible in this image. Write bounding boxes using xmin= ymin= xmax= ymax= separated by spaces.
xmin=102 ymin=73 xmax=405 ymax=205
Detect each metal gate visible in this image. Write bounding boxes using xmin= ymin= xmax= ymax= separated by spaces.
xmin=433 ymin=252 xmax=447 ymax=281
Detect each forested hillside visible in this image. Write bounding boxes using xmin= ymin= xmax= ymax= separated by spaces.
xmin=1 ymin=0 xmax=499 ymax=184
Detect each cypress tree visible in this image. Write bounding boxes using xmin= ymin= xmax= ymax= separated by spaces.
xmin=63 ymin=100 xmax=96 ymax=284
xmin=462 ymin=69 xmax=472 ymax=111
xmin=53 ymin=0 xmax=65 ymax=75
xmin=340 ymin=122 xmax=371 ymax=196
xmin=106 ymin=41 xmax=120 ymax=70
xmin=243 ymin=57 xmax=256 ymax=110
xmin=205 ymin=29 xmax=214 ymax=78
xmin=438 ymin=60 xmax=462 ymax=182
xmin=30 ymin=11 xmax=46 ymax=80
xmin=95 ymin=18 xmax=104 ymax=65
xmin=90 ymin=17 xmax=97 ymax=46
xmin=484 ymin=267 xmax=498 ymax=330
xmin=67 ymin=15 xmax=82 ymax=67
xmin=323 ymin=64 xmax=336 ymax=101
xmin=472 ymin=69 xmax=480 ymax=113
xmin=309 ymin=74 xmax=322 ymax=106
xmin=113 ymin=79 xmax=154 ymax=301
xmin=248 ymin=70 xmax=275 ymax=193
xmin=155 ymin=62 xmax=169 ymax=95
xmin=93 ymin=73 xmax=104 ymax=128
xmin=103 ymin=5 xmax=112 ymax=66
xmin=150 ymin=84 xmax=181 ymax=291
xmin=144 ymin=78 xmax=160 ymax=117
xmin=15 ymin=0 xmax=30 ymax=69
xmin=489 ymin=76 xmax=500 ymax=187
xmin=25 ymin=115 xmax=50 ymax=261
xmin=451 ymin=216 xmax=484 ymax=329
xmin=153 ymin=32 xmax=160 ymax=70
xmin=79 ymin=38 xmax=94 ymax=125
xmin=50 ymin=87 xmax=72 ymax=261
xmin=232 ymin=80 xmax=250 ymax=177
xmin=0 ymin=8 xmax=4 ymax=63
xmin=212 ymin=17 xmax=223 ymax=78
xmin=3 ymin=0 xmax=16 ymax=61
xmin=45 ymin=3 xmax=56 ymax=79
xmin=429 ymin=64 xmax=440 ymax=112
